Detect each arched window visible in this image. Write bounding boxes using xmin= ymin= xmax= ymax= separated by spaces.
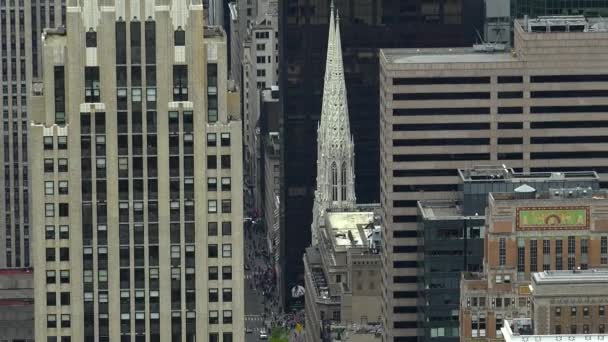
xmin=341 ymin=161 xmax=347 ymax=201
xmin=331 ymin=162 xmax=338 ymax=201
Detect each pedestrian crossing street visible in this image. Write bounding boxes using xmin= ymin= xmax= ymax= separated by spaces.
xmin=245 ymin=314 xmax=264 ymax=322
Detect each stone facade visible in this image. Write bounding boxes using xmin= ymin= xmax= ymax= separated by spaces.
xmin=29 ymin=1 xmax=244 ymax=341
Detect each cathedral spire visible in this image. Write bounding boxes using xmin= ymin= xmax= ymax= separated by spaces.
xmin=311 ymin=4 xmax=356 ymax=246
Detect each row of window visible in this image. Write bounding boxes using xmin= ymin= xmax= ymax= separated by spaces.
xmin=554 ymin=324 xmax=605 ymax=334
xmin=554 ymin=305 xmax=605 ymax=317
xmin=45 ymin=203 xmax=69 ymax=217
xmin=392 ymin=120 xmax=608 ymax=131
xmin=44 ymin=180 xmax=68 ymax=195
xmin=43 ymin=136 xmax=67 ymax=150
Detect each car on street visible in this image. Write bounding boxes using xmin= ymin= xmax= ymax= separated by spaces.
xmin=259 ymin=329 xmax=268 ymax=340
xmin=245 ymin=328 xmax=253 ymax=334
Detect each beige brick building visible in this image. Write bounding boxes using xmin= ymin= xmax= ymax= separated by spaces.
xmin=28 ymin=1 xmax=244 ymax=341
xmin=380 ymin=16 xmax=608 ymax=341
xmin=459 ymin=189 xmax=608 ymax=342
xmin=531 ymin=270 xmax=608 ymax=335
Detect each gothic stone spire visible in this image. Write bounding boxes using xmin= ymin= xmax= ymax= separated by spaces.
xmin=311 ymin=4 xmax=357 ymax=246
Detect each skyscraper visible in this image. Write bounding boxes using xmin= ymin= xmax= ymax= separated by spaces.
xmin=29 ymin=1 xmax=244 ymax=341
xmin=279 ymin=0 xmax=484 ymax=308
xmin=0 ymin=0 xmax=64 ymax=268
xmin=380 ymin=15 xmax=608 ymax=341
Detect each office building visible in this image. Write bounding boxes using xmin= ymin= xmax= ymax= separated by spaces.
xmin=502 ymin=318 xmax=607 ymax=342
xmin=242 ymin=3 xmax=278 ymax=210
xmin=512 ymin=0 xmax=608 ymax=18
xmin=459 ymin=188 xmax=608 ymax=342
xmin=418 ymin=166 xmax=599 ymax=342
xmin=531 ymin=270 xmax=608 ymax=335
xmin=280 ymin=0 xmax=484 ymax=309
xmin=0 ymin=268 xmax=34 ymax=342
xmin=380 ymin=15 xmax=608 ymax=341
xmin=1 ymin=0 xmax=64 ymax=269
xmin=28 ymin=1 xmax=244 ymax=341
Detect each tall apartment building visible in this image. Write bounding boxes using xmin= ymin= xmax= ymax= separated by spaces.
xmin=380 ymin=15 xmax=608 ymax=342
xmin=0 ymin=0 xmax=64 ymax=268
xmin=280 ymin=0 xmax=484 ymax=309
xmin=459 ymin=188 xmax=608 ymax=341
xmin=28 ymin=1 xmax=244 ymax=341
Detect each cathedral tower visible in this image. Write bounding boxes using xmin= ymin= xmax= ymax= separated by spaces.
xmin=311 ymin=3 xmax=356 ymax=246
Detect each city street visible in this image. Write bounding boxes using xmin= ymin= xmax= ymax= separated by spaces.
xmin=244 ymin=220 xmax=306 ymax=341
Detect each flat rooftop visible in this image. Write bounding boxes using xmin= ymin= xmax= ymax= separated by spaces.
xmin=532 ymin=270 xmax=608 ymax=285
xmin=419 ymin=200 xmax=464 ymax=219
xmin=490 ymin=188 xmax=608 ymax=201
xmin=459 ymin=166 xmax=599 ymax=183
xmin=326 ymin=211 xmax=374 ymax=248
xmin=382 ymin=47 xmax=515 ymax=65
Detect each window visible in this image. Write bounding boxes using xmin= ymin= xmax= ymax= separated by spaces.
xmin=583 ymin=306 xmax=589 ymax=317
xmin=207 ymin=177 xmax=217 ymax=191
xmin=57 ymin=136 xmax=67 ymax=149
xmin=45 ymin=181 xmax=54 ymax=195
xmin=58 ymin=158 xmax=68 ymax=172
xmin=60 ymin=292 xmax=70 ymax=306
xmin=207 ymin=155 xmax=217 ymax=169
xmin=207 ymin=133 xmax=217 ymax=146
xmin=208 ymin=244 xmax=218 ymax=258
xmin=222 ymin=244 xmax=232 ymax=258
xmin=555 ymin=326 xmax=562 ymax=334
xmin=60 ymin=270 xmax=70 ymax=284
xmin=221 ymin=177 xmax=231 ymax=191
xmin=221 ymin=155 xmax=231 ymax=169
xmin=45 ymin=225 xmax=55 ymax=240
xmin=220 ymin=132 xmax=230 ymax=146
xmin=555 ymin=307 xmax=561 ymax=317
xmin=222 ymin=288 xmax=232 ymax=302
xmin=44 ymin=136 xmax=54 ymax=149
xmin=581 ymin=238 xmax=588 ymax=254
xmin=208 ymin=266 xmax=218 ymax=280
xmin=571 ymin=306 xmax=577 ymax=316
xmin=602 ymin=237 xmax=608 ymax=264
xmin=223 ymin=310 xmax=232 ymax=324
xmin=600 ymin=325 xmax=606 ymax=334
xmin=208 ymin=200 xmax=217 ymax=213
xmin=61 ymin=314 xmax=71 ymax=328
xmin=59 ymin=203 xmax=69 ymax=217
xmin=499 ymin=238 xmax=506 ymax=266
xmin=46 ymin=248 xmax=56 ymax=262
xmin=530 ymin=240 xmax=537 ymax=272
xmin=571 ymin=325 xmax=577 ymax=334
xmin=209 ymin=288 xmax=218 ymax=302
xmin=47 ymin=292 xmax=56 ymax=306
xmin=517 ymin=246 xmax=525 ymax=272
xmin=222 ymin=266 xmax=232 ymax=280
xmin=44 ymin=159 xmax=54 ymax=172
xmin=45 ymin=203 xmax=54 ymax=217
xmin=46 ymin=270 xmax=56 ymax=284
xmin=209 ymin=310 xmax=219 ymax=324
xmin=173 ymin=65 xmax=188 ymax=101
xmin=256 ymin=43 xmax=265 ymax=50
xmin=222 ymin=222 xmax=232 ymax=236
xmin=221 ymin=199 xmax=231 ymax=213
xmin=59 ymin=247 xmax=69 ymax=261
xmin=58 ymin=181 xmax=68 ymax=195
xmin=600 ymin=306 xmax=605 ymax=317
xmin=208 ymin=222 xmax=218 ymax=236
xmin=47 ymin=314 xmax=57 ymax=328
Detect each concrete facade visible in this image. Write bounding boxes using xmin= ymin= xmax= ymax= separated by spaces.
xmin=0 ymin=0 xmax=64 ymax=269
xmin=304 ymin=209 xmax=382 ymax=342
xmin=459 ymin=189 xmax=608 ymax=342
xmin=28 ymin=1 xmax=244 ymax=341
xmin=531 ymin=270 xmax=608 ymax=335
xmin=380 ymin=16 xmax=608 ymax=341
xmin=0 ymin=268 xmax=34 ymax=342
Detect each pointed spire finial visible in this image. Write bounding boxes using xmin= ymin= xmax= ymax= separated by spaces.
xmin=336 ymin=8 xmax=340 ymax=23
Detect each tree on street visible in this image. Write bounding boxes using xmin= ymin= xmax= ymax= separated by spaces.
xmin=269 ymin=327 xmax=289 ymax=342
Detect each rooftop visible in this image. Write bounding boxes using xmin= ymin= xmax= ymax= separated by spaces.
xmin=326 ymin=211 xmax=375 ymax=248
xmin=521 ymin=15 xmax=608 ymax=33
xmin=490 ymin=188 xmax=608 ymax=201
xmin=532 ymin=269 xmax=608 ymax=285
xmin=459 ymin=165 xmax=599 ymax=183
xmin=382 ymin=47 xmax=515 ymax=65
xmin=502 ymin=319 xmax=608 ymax=342
xmin=418 ymin=200 xmax=472 ymax=220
